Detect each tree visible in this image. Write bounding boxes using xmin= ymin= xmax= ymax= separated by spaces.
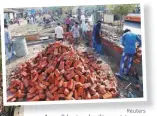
xmin=107 ymin=4 xmax=136 ymax=29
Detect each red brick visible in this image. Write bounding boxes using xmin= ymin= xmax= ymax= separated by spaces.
xmin=49 ymin=84 xmax=54 ymax=90
xmin=27 ymin=93 xmax=36 ymax=99
xmin=58 ymin=88 xmax=64 ymax=94
xmin=75 ymin=70 xmax=83 ymax=76
xmin=74 ymin=60 xmax=81 ymax=68
xmin=17 ymin=90 xmax=25 ymax=98
xmin=58 ymin=94 xmax=65 ymax=99
xmin=64 ymin=88 xmax=70 ymax=96
xmin=54 ymin=48 xmax=59 ymax=55
xmin=54 ymin=69 xmax=60 ymax=78
xmin=51 ymin=86 xmax=58 ymax=93
xmin=39 ymin=83 xmax=47 ymax=89
xmin=86 ymin=91 xmax=91 ymax=99
xmin=38 ymin=73 xmax=46 ymax=81
xmin=54 ymin=77 xmax=59 ymax=86
xmin=32 ymin=75 xmax=38 ymax=82
xmin=20 ymin=82 xmax=24 ymax=90
xmin=59 ymin=78 xmax=64 ymax=87
xmin=31 ymin=96 xmax=40 ymax=101
xmin=74 ymin=75 xmax=79 ymax=82
xmin=46 ymin=91 xmax=54 ymax=100
xmin=65 ymin=92 xmax=73 ymax=100
xmin=59 ymin=61 xmax=65 ymax=70
xmin=21 ymin=71 xmax=27 ymax=77
xmin=102 ymin=92 xmax=113 ymax=99
xmin=80 ymin=75 xmax=86 ymax=84
xmin=91 ymin=93 xmax=99 ymax=99
xmin=29 ymin=87 xmax=36 ymax=94
xmin=74 ymin=90 xmax=78 ymax=100
xmin=54 ymin=92 xmax=59 ymax=100
xmin=83 ymin=83 xmax=91 ymax=89
xmin=42 ymin=81 xmax=50 ymax=86
xmin=45 ymin=66 xmax=55 ymax=74
xmin=78 ymin=87 xmax=84 ymax=97
xmin=63 ymin=82 xmax=68 ymax=88
xmin=39 ymin=94 xmax=46 ymax=99
xmin=66 ymin=71 xmax=75 ymax=80
xmin=68 ymin=79 xmax=74 ymax=90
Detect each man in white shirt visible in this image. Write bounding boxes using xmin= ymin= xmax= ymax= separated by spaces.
xmin=55 ymin=23 xmax=64 ymax=41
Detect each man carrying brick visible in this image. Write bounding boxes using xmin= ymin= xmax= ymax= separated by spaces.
xmin=116 ymin=29 xmax=141 ymax=80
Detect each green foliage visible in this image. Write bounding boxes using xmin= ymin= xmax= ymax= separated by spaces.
xmin=107 ymin=4 xmax=136 ymax=16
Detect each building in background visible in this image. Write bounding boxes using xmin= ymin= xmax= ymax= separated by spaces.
xmin=4 ymin=8 xmax=19 ymax=24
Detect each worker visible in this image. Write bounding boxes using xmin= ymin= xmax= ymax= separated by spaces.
xmin=80 ymin=19 xmax=87 ymax=40
xmin=94 ymin=20 xmax=103 ymax=55
xmin=4 ymin=24 xmax=14 ymax=61
xmin=26 ymin=16 xmax=30 ymax=24
xmin=30 ymin=16 xmax=34 ymax=24
xmin=55 ymin=23 xmax=64 ymax=41
xmin=115 ymin=29 xmax=142 ymax=79
xmin=65 ymin=16 xmax=71 ymax=32
xmin=71 ymin=22 xmax=80 ymax=45
xmin=85 ymin=21 xmax=91 ymax=40
xmin=92 ymin=23 xmax=96 ymax=50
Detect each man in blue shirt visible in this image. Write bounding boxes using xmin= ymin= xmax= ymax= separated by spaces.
xmin=116 ymin=29 xmax=141 ymax=79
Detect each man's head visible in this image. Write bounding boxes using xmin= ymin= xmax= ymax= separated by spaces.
xmin=57 ymin=23 xmax=60 ymax=26
xmin=4 ymin=24 xmax=8 ymax=28
xmin=75 ymin=22 xmax=78 ymax=27
xmin=123 ymin=29 xmax=131 ymax=34
xmin=97 ymin=20 xmax=102 ymax=24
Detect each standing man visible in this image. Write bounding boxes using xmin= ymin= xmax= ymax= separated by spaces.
xmin=115 ymin=29 xmax=141 ymax=79
xmin=92 ymin=24 xmax=96 ymax=50
xmin=4 ymin=24 xmax=14 ymax=61
xmin=55 ymin=23 xmax=64 ymax=41
xmin=85 ymin=21 xmax=91 ymax=40
xmin=94 ymin=20 xmax=103 ymax=55
xmin=30 ymin=16 xmax=34 ymax=25
xmin=80 ymin=19 xmax=87 ymax=40
xmin=65 ymin=16 xmax=71 ymax=32
xmin=71 ymin=22 xmax=80 ymax=45
xmin=26 ymin=16 xmax=30 ymax=24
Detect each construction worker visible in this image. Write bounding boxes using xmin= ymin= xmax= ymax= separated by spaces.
xmin=94 ymin=20 xmax=103 ymax=55
xmin=55 ymin=23 xmax=64 ymax=41
xmin=116 ymin=29 xmax=141 ymax=79
xmin=65 ymin=16 xmax=71 ymax=32
xmin=4 ymin=24 xmax=14 ymax=61
xmin=71 ymin=22 xmax=80 ymax=45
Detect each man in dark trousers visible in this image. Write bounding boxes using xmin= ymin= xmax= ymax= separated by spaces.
xmin=116 ymin=29 xmax=141 ymax=79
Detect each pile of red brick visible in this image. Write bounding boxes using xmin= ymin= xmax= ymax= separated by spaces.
xmin=7 ymin=42 xmax=119 ymax=102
